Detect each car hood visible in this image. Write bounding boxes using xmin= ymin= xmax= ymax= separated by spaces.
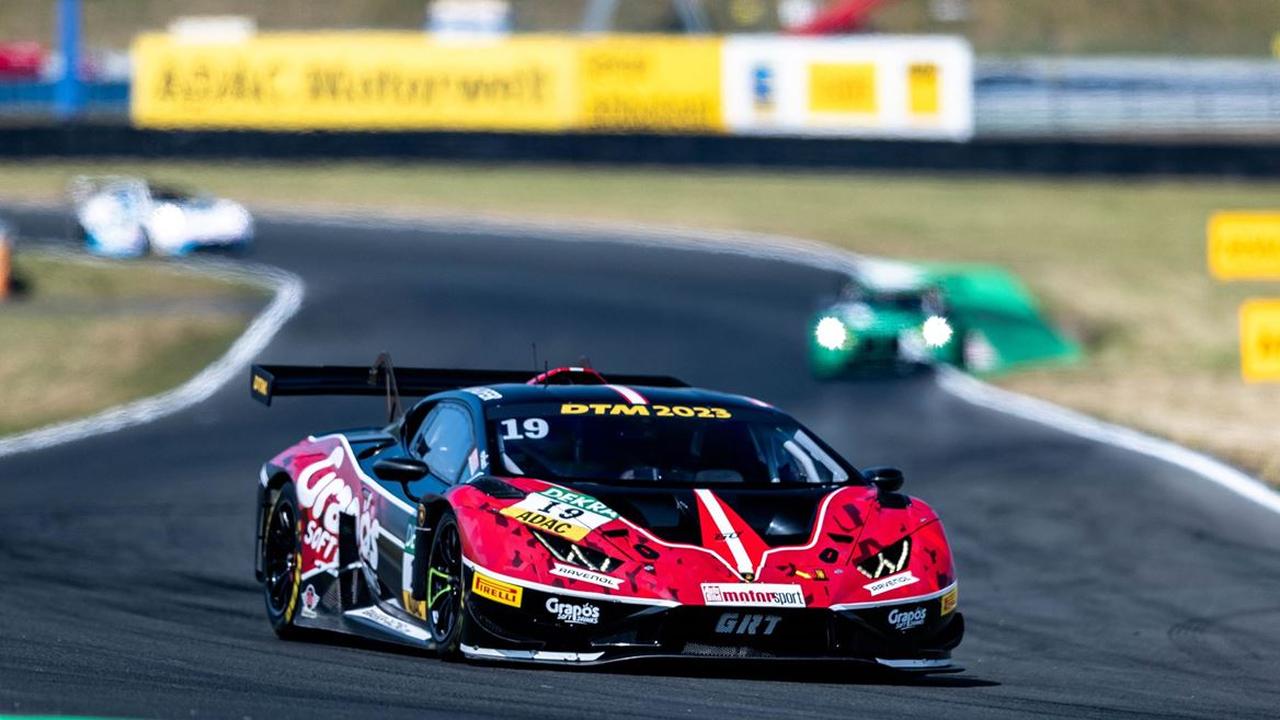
xmin=458 ymin=476 xmax=953 ymax=608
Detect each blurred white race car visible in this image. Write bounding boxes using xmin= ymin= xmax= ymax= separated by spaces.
xmin=69 ymin=176 xmax=253 ymax=257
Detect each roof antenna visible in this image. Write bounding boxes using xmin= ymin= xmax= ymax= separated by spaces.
xmin=369 ymin=352 xmax=402 ymax=423
xmin=577 ymin=354 xmax=593 ymax=369
xmin=531 ymin=342 xmax=538 ymax=375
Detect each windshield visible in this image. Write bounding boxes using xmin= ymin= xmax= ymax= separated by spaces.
xmin=840 ymin=283 xmax=941 ymax=313
xmin=488 ymin=403 xmax=855 ymax=486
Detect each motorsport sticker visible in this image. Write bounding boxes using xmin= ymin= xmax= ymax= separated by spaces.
xmin=500 ymin=489 xmax=618 ymax=541
xmin=940 ymin=587 xmax=958 ymax=616
xmin=701 ymin=583 xmax=805 ymax=608
xmin=472 ymin=571 xmax=523 ymax=608
xmin=887 ymin=606 xmax=927 ymax=631
xmin=561 ymin=403 xmax=731 ymax=419
xmin=301 ymin=584 xmax=320 ymax=619
xmin=863 ymin=571 xmax=919 ymax=597
xmin=550 ymin=562 xmax=622 ymax=589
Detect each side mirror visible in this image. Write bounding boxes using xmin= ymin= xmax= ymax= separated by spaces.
xmin=374 ymin=457 xmax=430 ymax=482
xmin=373 ymin=457 xmax=430 ymax=501
xmin=862 ymin=466 xmax=905 ymax=493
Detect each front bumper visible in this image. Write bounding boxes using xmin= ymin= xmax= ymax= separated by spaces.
xmin=460 ymin=566 xmax=963 ymax=670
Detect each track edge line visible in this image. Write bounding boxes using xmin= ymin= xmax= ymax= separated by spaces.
xmin=0 ymin=253 xmax=304 ymax=458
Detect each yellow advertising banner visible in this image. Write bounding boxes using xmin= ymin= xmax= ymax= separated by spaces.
xmin=1240 ymin=299 xmax=1280 ymax=382
xmin=1207 ymin=211 xmax=1280 ymax=281
xmin=133 ymin=33 xmax=724 ymax=133
xmin=808 ymin=62 xmax=878 ymax=114
xmin=577 ymin=37 xmax=723 ymax=131
xmin=132 ymin=33 xmax=579 ymax=131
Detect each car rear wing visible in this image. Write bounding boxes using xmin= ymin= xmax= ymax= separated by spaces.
xmin=250 ymin=355 xmax=687 ymax=408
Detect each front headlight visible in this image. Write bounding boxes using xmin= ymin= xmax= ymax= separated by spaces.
xmin=530 ymin=529 xmax=622 ymax=573
xmin=856 ymin=537 xmax=911 ymax=580
xmin=815 ymin=316 xmax=850 ymax=351
xmin=921 ymin=315 xmax=954 ymax=348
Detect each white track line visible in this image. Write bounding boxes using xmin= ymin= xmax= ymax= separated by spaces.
xmin=263 ymin=206 xmax=1280 ymax=517
xmin=0 ymin=249 xmax=304 ymax=458
xmin=934 ymin=367 xmax=1280 ymax=515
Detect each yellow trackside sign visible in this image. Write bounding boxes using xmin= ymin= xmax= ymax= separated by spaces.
xmin=132 ymin=33 xmax=724 ymax=133
xmin=1207 ymin=211 xmax=1280 ymax=280
xmin=908 ymin=62 xmax=941 ymax=116
xmin=1240 ymin=299 xmax=1280 ymax=382
xmin=131 ymin=33 xmax=977 ymax=137
xmin=132 ymin=33 xmax=579 ymax=131
xmin=578 ymin=37 xmax=723 ymax=131
xmin=808 ymin=62 xmax=878 ymax=114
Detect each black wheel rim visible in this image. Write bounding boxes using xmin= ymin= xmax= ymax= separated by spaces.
xmin=265 ymin=501 xmax=298 ymax=613
xmin=426 ymin=520 xmax=461 ymax=641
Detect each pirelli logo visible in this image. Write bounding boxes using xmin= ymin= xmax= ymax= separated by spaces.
xmin=471 ymin=571 xmax=523 ymax=608
xmin=940 ymin=587 xmax=958 ymax=616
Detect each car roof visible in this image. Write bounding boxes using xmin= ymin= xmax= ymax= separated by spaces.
xmin=455 ymin=383 xmax=771 ymax=413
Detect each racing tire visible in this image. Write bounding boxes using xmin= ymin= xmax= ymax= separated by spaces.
xmin=262 ymin=484 xmax=305 ymax=640
xmin=424 ymin=509 xmax=467 ymax=661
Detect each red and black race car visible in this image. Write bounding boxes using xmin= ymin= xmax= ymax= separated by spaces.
xmin=251 ymin=358 xmax=963 ymax=670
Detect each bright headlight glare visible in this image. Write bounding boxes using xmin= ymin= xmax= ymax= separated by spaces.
xmin=922 ymin=315 xmax=954 ymax=348
xmin=150 ymin=203 xmax=186 ymax=238
xmin=815 ymin=316 xmax=849 ymax=351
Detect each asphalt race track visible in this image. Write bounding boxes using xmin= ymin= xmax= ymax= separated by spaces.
xmin=2 ymin=206 xmax=1279 ymax=719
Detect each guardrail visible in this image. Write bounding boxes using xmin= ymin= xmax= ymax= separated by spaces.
xmin=975 ymin=57 xmax=1280 ymax=138
xmin=2 ymin=123 xmax=1279 ymax=176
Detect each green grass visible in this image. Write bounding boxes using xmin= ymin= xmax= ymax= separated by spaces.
xmin=0 ymin=252 xmax=267 ymax=435
xmin=0 ymin=160 xmax=1277 ymax=482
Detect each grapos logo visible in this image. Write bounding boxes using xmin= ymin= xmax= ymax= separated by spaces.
xmin=545 ymin=597 xmax=600 ymax=625
xmin=887 ymin=606 xmax=927 ymax=631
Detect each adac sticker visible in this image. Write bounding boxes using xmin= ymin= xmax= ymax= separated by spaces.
xmin=540 ymin=487 xmax=618 ymax=520
xmin=499 ymin=489 xmax=617 ymax=541
xmin=472 ymin=571 xmax=523 ymax=608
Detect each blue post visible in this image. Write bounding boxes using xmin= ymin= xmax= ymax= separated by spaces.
xmin=53 ymin=0 xmax=84 ymax=120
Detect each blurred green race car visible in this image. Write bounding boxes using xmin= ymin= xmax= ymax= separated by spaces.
xmin=810 ymin=260 xmax=1079 ymax=379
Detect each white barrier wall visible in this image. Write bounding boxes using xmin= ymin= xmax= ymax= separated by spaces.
xmin=723 ymin=36 xmax=974 ymax=141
